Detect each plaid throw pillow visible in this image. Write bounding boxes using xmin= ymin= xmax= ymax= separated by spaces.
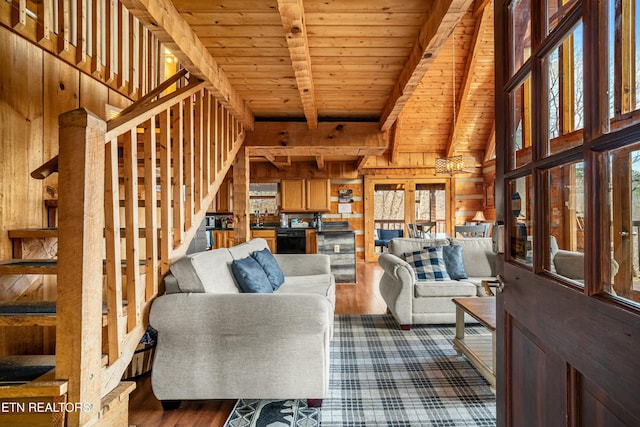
xmin=404 ymin=247 xmax=451 ymax=281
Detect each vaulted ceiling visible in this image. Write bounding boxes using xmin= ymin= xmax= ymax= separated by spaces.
xmin=122 ymin=0 xmax=495 ymax=165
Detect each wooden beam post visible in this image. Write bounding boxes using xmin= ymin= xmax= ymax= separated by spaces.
xmin=56 ymin=108 xmax=105 ymax=426
xmin=233 ymin=146 xmax=250 ymax=245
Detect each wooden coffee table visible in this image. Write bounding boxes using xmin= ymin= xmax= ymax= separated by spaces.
xmin=452 ymin=297 xmax=496 ymax=390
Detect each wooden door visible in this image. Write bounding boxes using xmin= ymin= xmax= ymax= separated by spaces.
xmin=495 ymin=2 xmax=640 ymax=426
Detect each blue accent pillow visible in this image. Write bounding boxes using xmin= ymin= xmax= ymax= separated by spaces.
xmin=231 ymin=257 xmax=273 ymax=293
xmin=404 ymin=247 xmax=450 ymax=281
xmin=440 ymin=245 xmax=468 ymax=280
xmin=251 ymin=248 xmax=285 ymax=290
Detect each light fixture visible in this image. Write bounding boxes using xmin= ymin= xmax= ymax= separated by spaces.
xmin=472 ymin=210 xmax=486 ymax=222
xmin=435 ymin=31 xmax=475 ymax=175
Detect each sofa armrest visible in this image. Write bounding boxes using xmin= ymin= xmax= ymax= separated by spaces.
xmin=273 ymin=254 xmax=331 ymax=276
xmin=377 ymin=253 xmax=415 ymax=326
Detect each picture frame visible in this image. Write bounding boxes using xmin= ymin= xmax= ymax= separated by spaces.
xmin=485 ymin=182 xmax=495 ymax=208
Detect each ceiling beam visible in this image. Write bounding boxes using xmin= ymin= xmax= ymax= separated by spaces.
xmin=120 ymin=0 xmax=255 ymax=130
xmin=356 ymin=156 xmax=370 ymax=171
xmin=379 ymin=0 xmax=474 ymax=132
xmin=246 ymin=122 xmax=388 ymax=157
xmin=484 ymin=122 xmax=496 ymax=163
xmin=388 ymin=114 xmax=402 ymax=164
xmin=446 ymin=5 xmax=491 ymax=157
xmin=277 ymin=0 xmax=318 ymax=129
xmin=473 ymin=0 xmax=491 ymax=17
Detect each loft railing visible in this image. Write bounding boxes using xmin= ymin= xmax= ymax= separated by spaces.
xmin=55 ymin=72 xmax=244 ymax=425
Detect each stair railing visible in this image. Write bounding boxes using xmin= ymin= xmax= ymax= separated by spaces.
xmin=56 ymin=73 xmax=245 ymax=425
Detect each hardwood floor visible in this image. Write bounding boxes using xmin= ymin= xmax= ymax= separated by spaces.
xmin=127 ymin=262 xmax=386 ymax=427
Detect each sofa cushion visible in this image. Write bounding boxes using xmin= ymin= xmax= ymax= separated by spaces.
xmin=389 ymin=237 xmax=449 ymax=258
xmin=251 ymin=248 xmax=285 ymax=290
xmin=170 ymin=249 xmax=239 ymax=294
xmin=441 ymin=245 xmax=468 ymax=280
xmin=414 ymin=280 xmax=478 ymax=297
xmin=228 ymin=238 xmax=270 ymax=260
xmin=277 ymin=274 xmax=336 ymax=306
xmin=449 ymin=238 xmax=496 ymax=277
xmin=231 ymin=257 xmax=274 ymax=293
xmin=404 ymin=248 xmax=450 ymax=281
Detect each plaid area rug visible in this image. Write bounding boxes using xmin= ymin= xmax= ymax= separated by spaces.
xmin=224 ymin=314 xmax=496 ymax=427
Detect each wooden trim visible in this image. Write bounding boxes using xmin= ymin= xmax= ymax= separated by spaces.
xmin=144 ymin=117 xmax=159 ymax=300
xmin=104 ymin=136 xmax=124 ymax=366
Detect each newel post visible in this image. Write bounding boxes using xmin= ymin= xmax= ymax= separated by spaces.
xmin=56 ymin=108 xmax=106 ymax=426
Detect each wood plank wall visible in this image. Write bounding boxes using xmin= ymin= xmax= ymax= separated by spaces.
xmin=0 ymin=27 xmax=136 ymax=356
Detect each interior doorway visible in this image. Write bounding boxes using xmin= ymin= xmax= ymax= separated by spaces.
xmin=364 ymin=176 xmax=451 ymax=261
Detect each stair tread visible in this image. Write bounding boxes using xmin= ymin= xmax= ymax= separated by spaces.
xmin=8 ymin=228 xmax=58 ymax=239
xmin=0 ymin=300 xmax=128 ymax=327
xmin=0 ymin=259 xmax=146 ymax=275
xmin=8 ymin=227 xmax=159 ymax=239
xmin=0 ymin=355 xmax=62 ymax=395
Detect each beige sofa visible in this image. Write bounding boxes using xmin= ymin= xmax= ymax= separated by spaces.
xmin=378 ymin=237 xmax=497 ymax=329
xmin=150 ymin=238 xmax=335 ymax=409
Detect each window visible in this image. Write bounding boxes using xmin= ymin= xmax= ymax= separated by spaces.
xmin=546 ymin=22 xmax=584 ymax=156
xmin=415 ymin=184 xmax=446 ymax=234
xmin=249 ymin=183 xmax=278 ymax=215
xmin=607 ymin=145 xmax=640 ymax=307
xmin=545 ymin=161 xmax=585 ymax=282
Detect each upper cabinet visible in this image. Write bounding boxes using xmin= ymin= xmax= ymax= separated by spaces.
xmin=306 ymin=179 xmax=331 ymax=211
xmin=281 ymin=179 xmax=330 ymax=212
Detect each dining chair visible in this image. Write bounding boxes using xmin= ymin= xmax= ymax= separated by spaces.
xmin=454 ymin=224 xmax=487 ymax=238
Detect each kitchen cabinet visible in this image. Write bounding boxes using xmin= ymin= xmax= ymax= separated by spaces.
xmin=280 ymin=179 xmax=330 ymax=212
xmin=211 ymin=230 xmax=234 ymax=249
xmin=306 ymin=229 xmax=317 ymax=254
xmin=306 ymin=179 xmax=331 ymax=211
xmin=250 ymin=229 xmax=276 ymax=253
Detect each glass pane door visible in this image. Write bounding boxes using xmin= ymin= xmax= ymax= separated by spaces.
xmin=373 ymin=183 xmax=405 ymax=253
xmin=415 ymin=183 xmax=446 ymax=236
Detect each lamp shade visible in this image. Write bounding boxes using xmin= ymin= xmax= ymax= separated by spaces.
xmin=472 ymin=210 xmax=486 ymax=222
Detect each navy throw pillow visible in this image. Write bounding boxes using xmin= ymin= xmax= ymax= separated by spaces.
xmin=251 ymin=248 xmax=285 ymax=290
xmin=440 ymin=245 xmax=468 ymax=280
xmin=404 ymin=248 xmax=450 ymax=281
xmin=231 ymin=257 xmax=273 ymax=293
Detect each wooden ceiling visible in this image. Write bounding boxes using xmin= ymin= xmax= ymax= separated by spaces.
xmin=124 ymin=0 xmax=495 ymax=164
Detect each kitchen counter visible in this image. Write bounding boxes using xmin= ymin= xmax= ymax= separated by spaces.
xmin=316 ymin=229 xmax=354 ymax=234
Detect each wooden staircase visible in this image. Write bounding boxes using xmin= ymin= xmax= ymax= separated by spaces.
xmin=0 ymin=70 xmax=246 ymax=426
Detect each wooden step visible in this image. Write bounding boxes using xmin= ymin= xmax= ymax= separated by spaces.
xmin=0 ymin=259 xmax=146 ymax=276
xmin=0 ymin=301 xmax=127 ymax=328
xmin=8 ymin=228 xmax=58 ymax=240
xmin=0 ymin=356 xmax=68 ymax=427
xmin=0 ymin=259 xmax=57 ymax=275
xmin=9 ymin=227 xmax=158 ymax=240
xmin=0 ymin=355 xmax=56 ymax=387
xmin=0 ymin=301 xmax=56 ymax=327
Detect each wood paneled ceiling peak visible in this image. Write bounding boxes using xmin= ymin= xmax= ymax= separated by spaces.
xmin=124 ymin=0 xmax=495 ymax=165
